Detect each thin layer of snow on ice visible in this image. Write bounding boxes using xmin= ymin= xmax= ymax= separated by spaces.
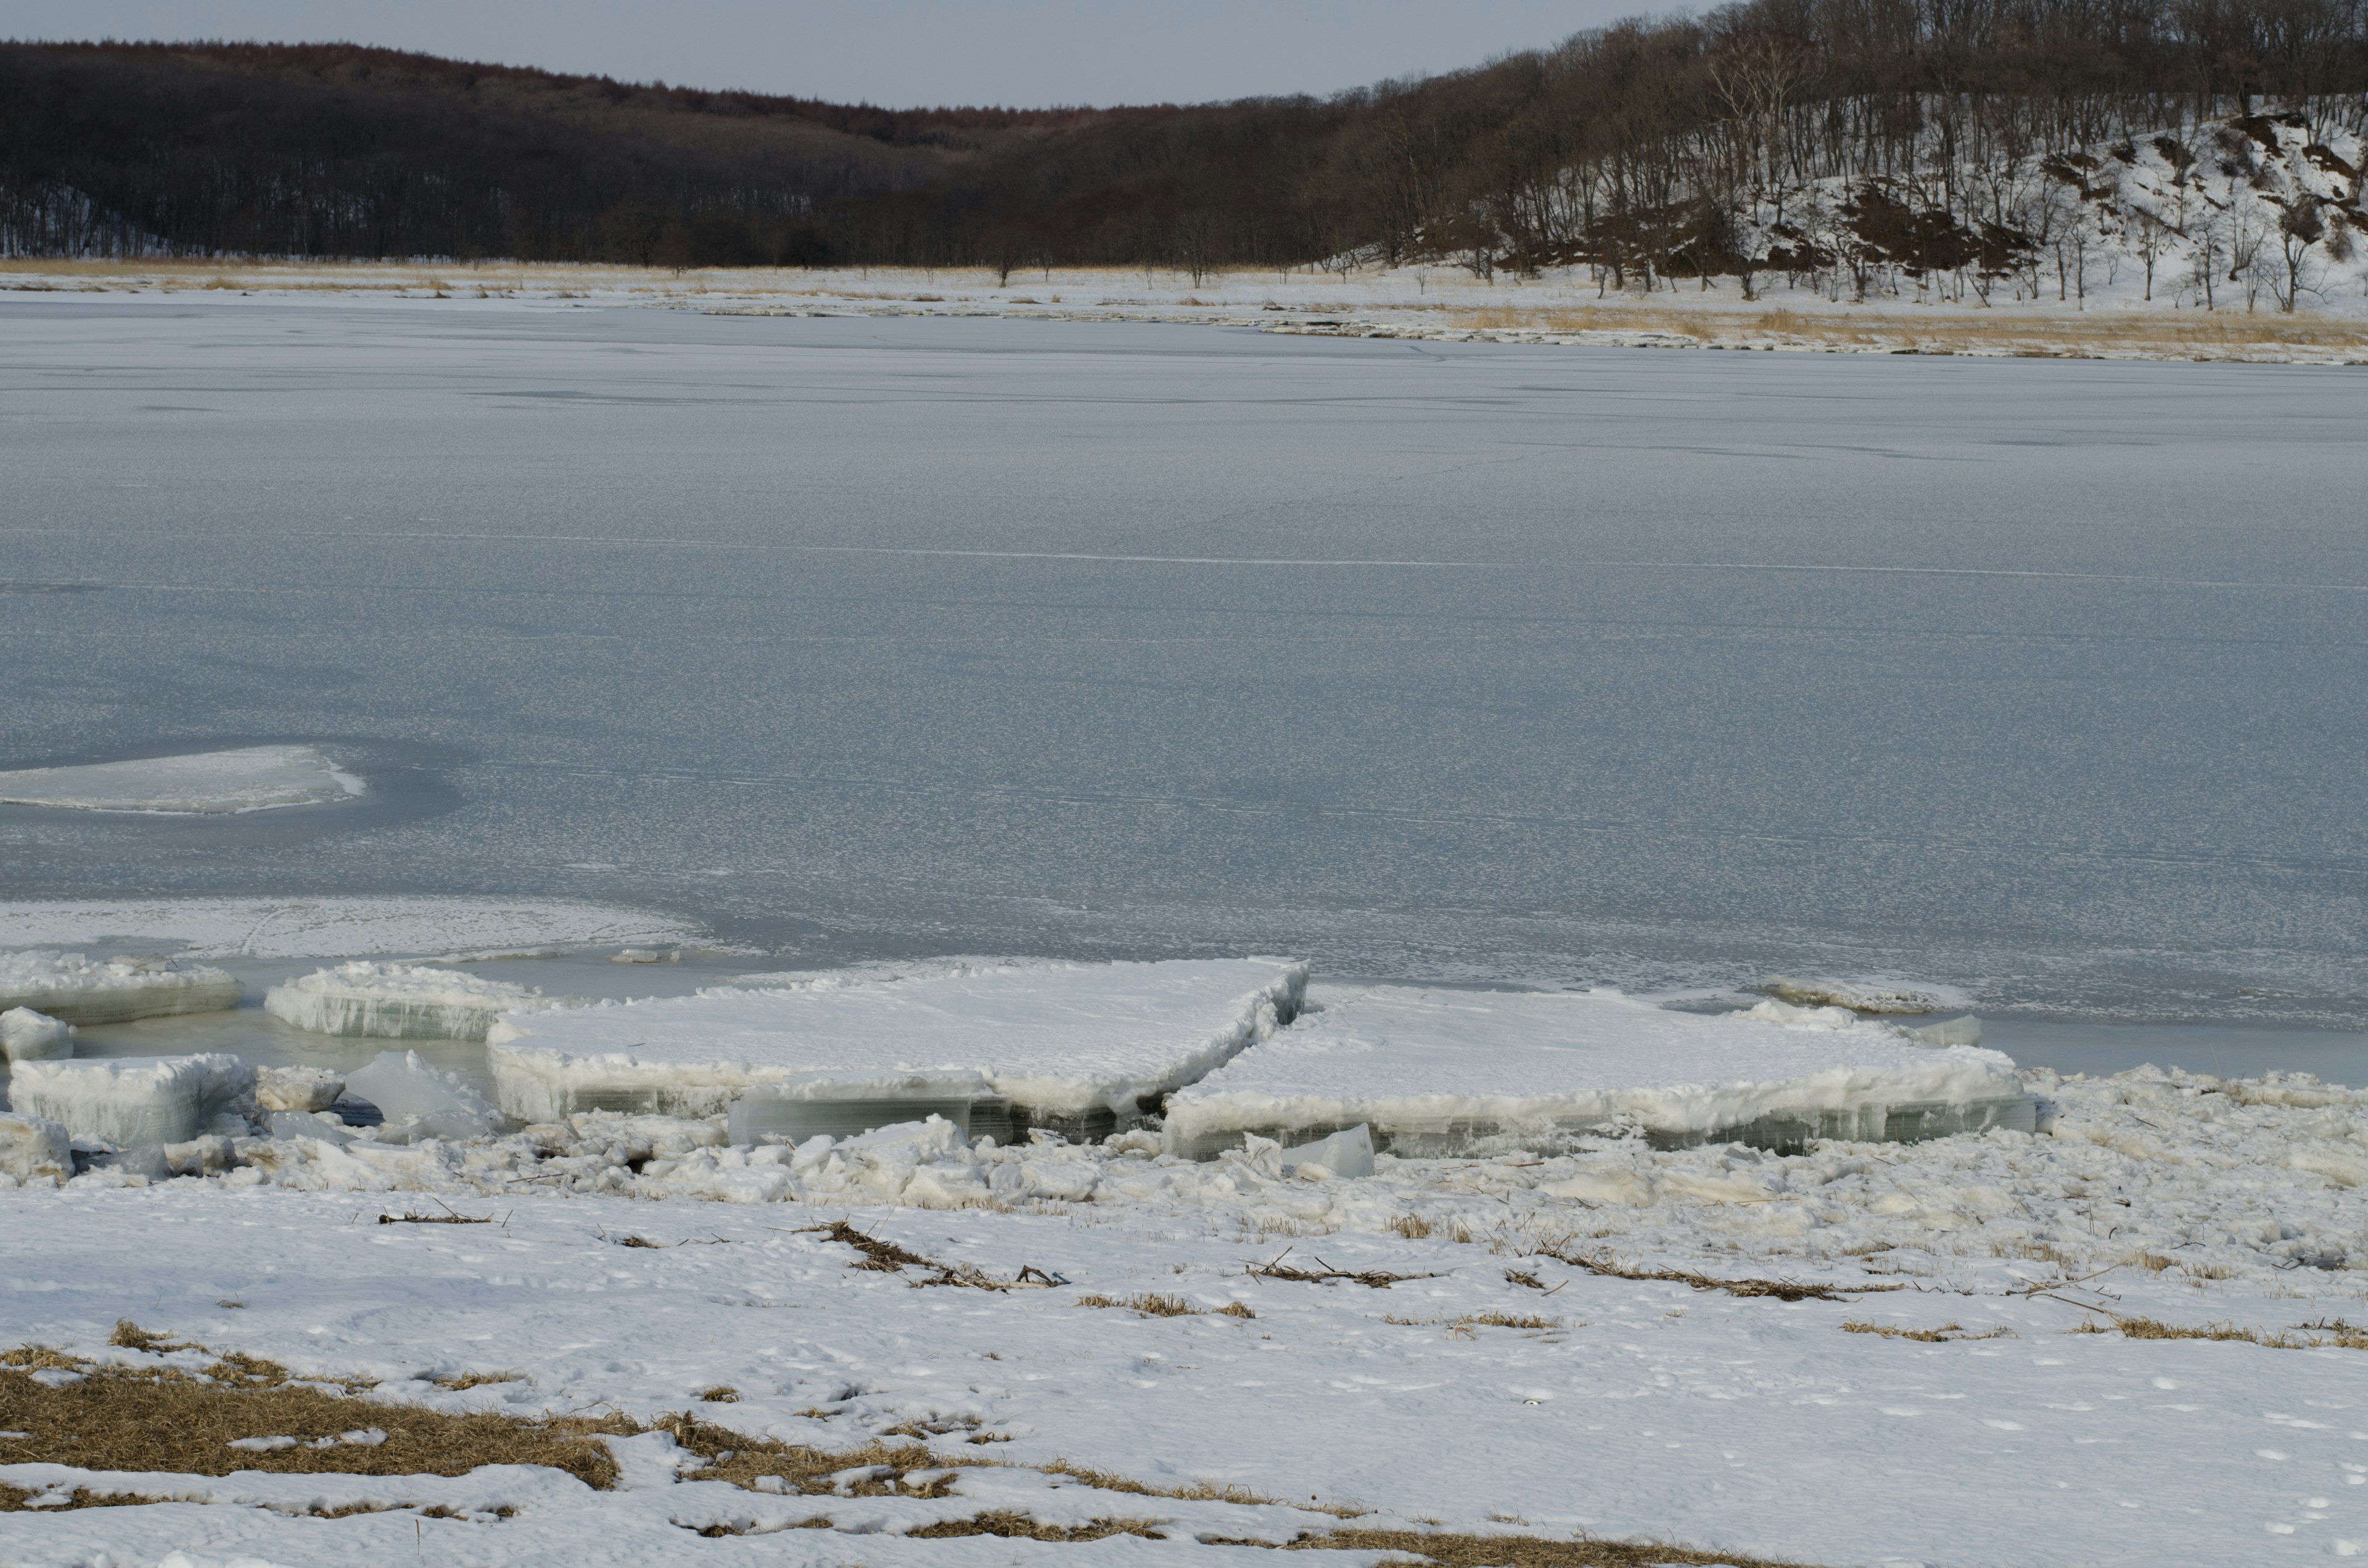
xmin=0 ymin=897 xmax=705 ymax=960
xmin=0 ymin=745 xmax=364 ymax=814
xmin=6 ymin=1053 xmax=252 ymax=1147
xmin=0 ymin=950 xmax=242 ymax=1024
xmin=265 ymin=961 xmax=548 ymax=1043
xmin=1163 ymin=984 xmax=2027 ymax=1157
xmin=485 ymin=958 xmax=1308 ymax=1125
xmin=6 ymin=1065 xmax=2368 ymax=1566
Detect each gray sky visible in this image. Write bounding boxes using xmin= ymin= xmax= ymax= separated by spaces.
xmin=5 ymin=1 xmax=1646 ymax=108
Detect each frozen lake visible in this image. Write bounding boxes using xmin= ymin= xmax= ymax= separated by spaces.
xmin=3 ymin=297 xmax=2364 ymax=1025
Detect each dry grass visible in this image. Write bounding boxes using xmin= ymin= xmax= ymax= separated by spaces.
xmin=1527 ymin=1242 xmax=1866 ymax=1303
xmin=1219 ymin=1526 xmax=1814 ymax=1565
xmin=1042 ymin=1459 xmax=1286 ymax=1509
xmin=793 ymin=1220 xmax=1021 ymax=1290
xmin=430 ymin=1371 xmax=522 ymax=1392
xmin=2074 ymin=1315 xmax=2368 ymax=1348
xmin=697 ymin=1385 xmax=741 ymax=1403
xmin=1842 ymin=1320 xmax=2015 ymax=1343
xmin=1076 ymin=1292 xmax=1255 ymax=1320
xmin=1387 ymin=1213 xmax=1436 ymax=1239
xmin=1245 ymin=1249 xmax=1442 ymax=1289
xmin=1458 ymin=1313 xmax=1563 ymax=1331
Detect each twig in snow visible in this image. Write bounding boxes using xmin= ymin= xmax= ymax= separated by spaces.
xmin=1243 ymin=1247 xmax=1442 ymax=1290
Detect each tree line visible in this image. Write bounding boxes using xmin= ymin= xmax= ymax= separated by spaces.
xmin=3 ymin=2 xmax=2364 ymax=281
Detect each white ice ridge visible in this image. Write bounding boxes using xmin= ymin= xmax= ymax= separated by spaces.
xmin=0 ymin=745 xmax=364 ymax=814
xmin=486 ymin=958 xmax=1310 ymax=1127
xmin=6 ymin=1054 xmax=253 ymax=1147
xmin=265 ymin=962 xmax=546 ymax=1043
xmin=0 ymin=897 xmax=705 ymax=960
xmin=0 ymin=951 xmax=242 ymax=1025
xmin=1162 ymin=984 xmax=2028 ymax=1159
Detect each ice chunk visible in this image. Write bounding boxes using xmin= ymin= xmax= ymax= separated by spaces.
xmin=264 ymin=962 xmax=545 ymax=1043
xmin=0 ymin=951 xmax=242 ymax=1025
xmin=0 ymin=1114 xmax=72 ymax=1183
xmin=488 ymin=958 xmax=1307 ymax=1135
xmin=1 ymin=1006 xmax=73 ymax=1062
xmin=342 ymin=1051 xmax=501 ymax=1141
xmin=0 ymin=744 xmax=363 ymax=814
xmin=1164 ymin=985 xmax=2031 ymax=1159
xmin=1763 ymin=975 xmax=1968 ymax=1016
xmin=7 ymin=1055 xmax=255 ymax=1147
xmin=1279 ymin=1123 xmax=1375 ymax=1180
xmin=267 ymin=1109 xmax=356 ymax=1144
xmin=1905 ymin=1015 xmax=1984 ymax=1048
xmin=253 ymin=1065 xmax=344 ymax=1113
xmin=727 ymin=1084 xmax=1008 ymax=1147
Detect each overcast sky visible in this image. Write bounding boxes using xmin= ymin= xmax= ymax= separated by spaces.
xmin=6 ymin=1 xmax=1651 ymax=108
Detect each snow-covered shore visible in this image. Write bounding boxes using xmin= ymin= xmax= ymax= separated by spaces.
xmin=6 ymin=1062 xmax=2368 ymax=1565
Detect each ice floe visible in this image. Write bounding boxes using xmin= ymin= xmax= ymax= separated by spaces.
xmin=1762 ymin=974 xmax=1971 ymax=1014
xmin=342 ymin=1051 xmax=502 ymax=1143
xmin=0 ymin=897 xmax=705 ymax=961
xmin=6 ymin=1054 xmax=254 ymax=1147
xmin=485 ymin=958 xmax=1307 ymax=1135
xmin=0 ymin=744 xmax=363 ymax=813
xmin=0 ymin=1007 xmax=73 ymax=1063
xmin=1161 ymin=985 xmax=2029 ymax=1159
xmin=0 ymin=950 xmax=242 ymax=1025
xmin=264 ymin=961 xmax=546 ymax=1042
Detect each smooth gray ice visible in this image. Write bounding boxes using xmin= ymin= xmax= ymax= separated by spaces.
xmin=4 ymin=298 xmax=2364 ymax=1024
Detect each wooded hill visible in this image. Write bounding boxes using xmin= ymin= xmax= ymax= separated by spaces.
xmin=4 ymin=0 xmax=2366 ymax=292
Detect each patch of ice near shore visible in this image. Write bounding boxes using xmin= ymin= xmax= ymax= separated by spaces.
xmin=343 ymin=1052 xmax=501 ymax=1142
xmin=0 ymin=897 xmax=706 ymax=961
xmin=7 ymin=1055 xmax=253 ymax=1147
xmin=1162 ymin=985 xmax=2027 ymax=1159
xmin=1 ymin=1008 xmax=73 ymax=1062
xmin=0 ymin=745 xmax=363 ymax=814
xmin=1763 ymin=975 xmax=1971 ymax=1014
xmin=485 ymin=958 xmax=1309 ymax=1129
xmin=264 ymin=963 xmax=546 ymax=1043
xmin=0 ymin=951 xmax=242 ymax=1025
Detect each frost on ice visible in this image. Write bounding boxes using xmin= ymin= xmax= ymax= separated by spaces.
xmin=6 ymin=1055 xmax=254 ymax=1147
xmin=1162 ymin=985 xmax=2029 ymax=1159
xmin=0 ymin=744 xmax=364 ymax=813
xmin=342 ymin=1052 xmax=501 ymax=1143
xmin=486 ymin=958 xmax=1308 ymax=1136
xmin=264 ymin=962 xmax=546 ymax=1043
xmin=0 ymin=1007 xmax=73 ymax=1062
xmin=0 ymin=951 xmax=242 ymax=1026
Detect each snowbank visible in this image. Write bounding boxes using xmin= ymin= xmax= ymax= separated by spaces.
xmin=1163 ymin=985 xmax=2028 ymax=1158
xmin=0 ymin=951 xmax=241 ymax=1025
xmin=263 ymin=962 xmax=545 ymax=1042
xmin=7 ymin=1054 xmax=253 ymax=1147
xmin=487 ymin=958 xmax=1308 ymax=1134
xmin=1 ymin=1007 xmax=73 ymax=1062
xmin=0 ymin=745 xmax=363 ymax=813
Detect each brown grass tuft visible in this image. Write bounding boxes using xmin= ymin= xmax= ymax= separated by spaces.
xmin=697 ymin=1385 xmax=741 ymax=1403
xmin=1237 ymin=1525 xmax=1815 ymax=1565
xmin=1842 ymin=1320 xmax=2013 ymax=1343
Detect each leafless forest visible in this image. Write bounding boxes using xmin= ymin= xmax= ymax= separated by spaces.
xmin=4 ymin=0 xmax=2364 ymax=297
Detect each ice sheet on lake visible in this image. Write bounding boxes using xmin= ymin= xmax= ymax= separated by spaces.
xmin=0 ymin=1008 xmax=73 ymax=1063
xmin=1162 ymin=985 xmax=2028 ymax=1158
xmin=0 ymin=745 xmax=363 ymax=814
xmin=487 ymin=958 xmax=1308 ymax=1130
xmin=0 ymin=897 xmax=705 ymax=960
xmin=265 ymin=962 xmax=546 ymax=1043
xmin=0 ymin=951 xmax=242 ymax=1025
xmin=6 ymin=1054 xmax=254 ymax=1147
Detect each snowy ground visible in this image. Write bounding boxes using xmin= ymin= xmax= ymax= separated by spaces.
xmin=5 ymin=257 xmax=2363 ymax=364
xmin=7 ymin=1065 xmax=2368 ymax=1566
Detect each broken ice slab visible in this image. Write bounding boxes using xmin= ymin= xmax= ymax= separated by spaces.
xmin=253 ymin=1065 xmax=345 ymax=1113
xmin=7 ymin=1055 xmax=255 ymax=1147
xmin=1762 ymin=975 xmax=1970 ymax=1015
xmin=0 ymin=951 xmax=242 ymax=1025
xmin=1162 ymin=985 xmax=2031 ymax=1160
xmin=263 ymin=961 xmax=545 ymax=1043
xmin=0 ymin=744 xmax=364 ymax=814
xmin=0 ymin=1113 xmax=72 ymax=1183
xmin=727 ymin=1085 xmax=1014 ymax=1147
xmin=487 ymin=957 xmax=1308 ymax=1136
xmin=1 ymin=1006 xmax=73 ymax=1062
xmin=1279 ymin=1123 xmax=1375 ymax=1180
xmin=342 ymin=1051 xmax=502 ymax=1141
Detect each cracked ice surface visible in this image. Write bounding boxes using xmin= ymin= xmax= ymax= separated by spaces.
xmin=6 ymin=1066 xmax=2368 ymax=1564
